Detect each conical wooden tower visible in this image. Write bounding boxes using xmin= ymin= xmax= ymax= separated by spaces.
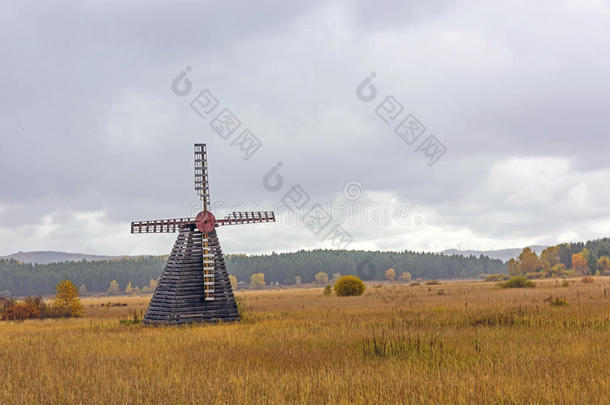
xmin=131 ymin=144 xmax=275 ymax=325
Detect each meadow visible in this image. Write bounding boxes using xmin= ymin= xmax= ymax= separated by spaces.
xmin=1 ymin=278 xmax=609 ymax=404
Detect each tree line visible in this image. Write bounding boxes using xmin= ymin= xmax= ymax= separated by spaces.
xmin=0 ymin=249 xmax=505 ymax=296
xmin=0 ymin=256 xmax=168 ymax=297
xmin=507 ymin=237 xmax=610 ymax=277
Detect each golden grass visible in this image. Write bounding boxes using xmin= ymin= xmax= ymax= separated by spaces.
xmin=1 ymin=277 xmax=609 ymax=404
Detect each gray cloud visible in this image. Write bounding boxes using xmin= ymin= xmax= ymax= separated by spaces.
xmin=1 ymin=0 xmax=610 ymax=255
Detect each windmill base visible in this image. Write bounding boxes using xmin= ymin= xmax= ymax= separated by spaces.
xmin=143 ymin=227 xmax=239 ymax=325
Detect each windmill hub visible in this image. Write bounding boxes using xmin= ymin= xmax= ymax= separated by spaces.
xmin=195 ymin=210 xmax=216 ymax=233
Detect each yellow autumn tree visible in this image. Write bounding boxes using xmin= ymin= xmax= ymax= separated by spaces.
xmin=597 ymin=256 xmax=610 ymax=274
xmin=314 ymin=272 xmax=329 ymax=284
xmin=572 ymin=252 xmax=589 ymax=275
xmin=385 ymin=268 xmax=396 ymax=281
xmin=250 ymin=273 xmax=265 ymax=288
xmin=107 ymin=280 xmax=120 ymax=295
xmin=507 ymin=258 xmax=522 ymax=276
xmin=52 ymin=279 xmax=83 ymax=317
xmin=518 ymin=248 xmax=540 ymax=273
xmin=400 ymin=271 xmax=412 ymax=282
xmin=540 ymin=246 xmax=560 ymax=268
xmin=229 ymin=275 xmax=237 ymax=290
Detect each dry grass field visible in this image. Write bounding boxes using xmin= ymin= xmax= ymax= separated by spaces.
xmin=1 ymin=277 xmax=609 ymax=404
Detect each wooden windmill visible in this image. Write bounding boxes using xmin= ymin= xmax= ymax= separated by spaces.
xmin=131 ymin=143 xmax=275 ymax=325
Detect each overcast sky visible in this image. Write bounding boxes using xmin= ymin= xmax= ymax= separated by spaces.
xmin=1 ymin=0 xmax=609 ymax=256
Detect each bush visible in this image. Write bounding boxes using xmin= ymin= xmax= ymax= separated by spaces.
xmin=0 ymin=296 xmax=47 ymax=321
xmin=560 ymin=279 xmax=569 ymax=287
xmin=323 ymin=285 xmax=332 ymax=296
xmin=581 ymin=276 xmax=594 ymax=284
xmin=426 ymin=280 xmax=441 ymax=285
xmin=485 ymin=274 xmax=509 ymax=282
xmin=334 ymin=276 xmax=365 ymax=297
xmin=550 ymin=297 xmax=568 ymax=307
xmin=119 ymin=309 xmax=144 ymax=326
xmin=499 ymin=276 xmax=535 ymax=289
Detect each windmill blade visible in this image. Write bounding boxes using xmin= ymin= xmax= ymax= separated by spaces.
xmin=215 ymin=211 xmax=275 ymax=227
xmin=131 ymin=217 xmax=195 ymax=233
xmin=194 ymin=144 xmax=210 ymax=211
xmin=201 ymin=232 xmax=215 ymax=301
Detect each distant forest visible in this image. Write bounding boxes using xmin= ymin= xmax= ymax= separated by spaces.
xmin=0 ymin=249 xmax=504 ymax=296
xmin=508 ymin=237 xmax=610 ymax=277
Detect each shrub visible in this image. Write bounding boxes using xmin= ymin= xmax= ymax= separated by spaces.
xmin=581 ymin=276 xmax=594 ymax=284
xmin=119 ymin=309 xmax=144 ymax=326
xmin=410 ymin=282 xmax=420 ymax=286
xmin=323 ymin=285 xmax=332 ymax=296
xmin=0 ymin=296 xmax=47 ymax=321
xmin=485 ymin=274 xmax=509 ymax=282
xmin=499 ymin=276 xmax=535 ymax=289
xmin=334 ymin=275 xmax=365 ymax=297
xmin=560 ymin=279 xmax=569 ymax=287
xmin=426 ymin=280 xmax=441 ymax=285
xmin=235 ymin=296 xmax=248 ymax=320
xmin=550 ymin=297 xmax=568 ymax=307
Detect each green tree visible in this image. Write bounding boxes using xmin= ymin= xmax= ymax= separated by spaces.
xmin=323 ymin=285 xmax=332 ymax=296
xmin=586 ymin=249 xmax=598 ymax=275
xmin=597 ymin=256 xmax=610 ymax=274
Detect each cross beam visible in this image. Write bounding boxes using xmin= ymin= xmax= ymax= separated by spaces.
xmin=131 ymin=211 xmax=275 ymax=233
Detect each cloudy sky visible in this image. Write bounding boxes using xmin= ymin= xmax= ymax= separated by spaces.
xmin=1 ymin=0 xmax=609 ymax=256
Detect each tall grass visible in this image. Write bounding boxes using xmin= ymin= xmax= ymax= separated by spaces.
xmin=0 ymin=277 xmax=609 ymax=403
